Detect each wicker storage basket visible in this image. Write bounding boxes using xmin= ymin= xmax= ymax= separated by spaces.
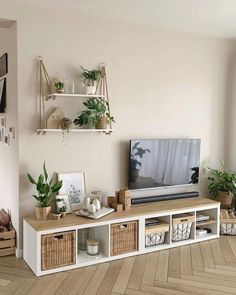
xmin=145 ymin=223 xmax=169 ymax=247
xmin=220 ymin=209 xmax=236 ymax=235
xmin=41 ymin=230 xmax=76 ymax=271
xmin=172 ymin=214 xmax=195 ymax=242
xmin=110 ymin=221 xmax=138 ymax=256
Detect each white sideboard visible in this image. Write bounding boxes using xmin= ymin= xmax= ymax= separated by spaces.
xmin=23 ymin=197 xmax=220 ymax=276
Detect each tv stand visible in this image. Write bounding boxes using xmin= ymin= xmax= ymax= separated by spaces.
xmin=131 ymin=191 xmax=199 ymax=205
xmin=23 ymin=197 xmax=219 ymax=276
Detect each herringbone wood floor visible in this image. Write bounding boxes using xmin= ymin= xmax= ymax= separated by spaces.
xmin=0 ymin=236 xmax=236 ymax=294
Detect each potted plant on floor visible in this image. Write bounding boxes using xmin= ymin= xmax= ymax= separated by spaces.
xmin=27 ymin=162 xmax=63 ymax=220
xmin=208 ymin=160 xmax=236 ymax=208
xmin=81 ymin=66 xmax=102 ymax=95
xmin=73 ymin=97 xmax=115 ymax=129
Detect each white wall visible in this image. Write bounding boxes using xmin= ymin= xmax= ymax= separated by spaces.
xmin=0 ymin=1 xmax=235 ymax=252
xmin=0 ymin=23 xmax=19 ymax=248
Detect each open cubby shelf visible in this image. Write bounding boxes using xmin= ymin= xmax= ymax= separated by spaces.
xmin=23 ymin=197 xmax=220 ymax=276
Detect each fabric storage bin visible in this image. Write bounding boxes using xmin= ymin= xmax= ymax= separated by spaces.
xmin=41 ymin=230 xmax=76 ymax=271
xmin=110 ymin=220 xmax=138 ymax=256
xmin=145 ymin=223 xmax=169 ymax=247
xmin=172 ymin=214 xmax=195 ymax=242
xmin=220 ymin=209 xmax=236 ymax=235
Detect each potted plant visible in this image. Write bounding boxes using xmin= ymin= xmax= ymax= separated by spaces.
xmin=81 ymin=66 xmax=102 ymax=95
xmin=73 ymin=98 xmax=115 ymax=129
xmin=129 ymin=142 xmax=150 ymax=182
xmin=53 ymin=208 xmax=61 ymax=220
xmin=54 ymin=81 xmax=64 ymax=93
xmin=208 ymin=160 xmax=236 ymax=208
xmin=27 ymin=162 xmax=63 ymax=220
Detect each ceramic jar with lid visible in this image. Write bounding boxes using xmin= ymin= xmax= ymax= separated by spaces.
xmin=87 ymin=239 xmax=99 ymax=255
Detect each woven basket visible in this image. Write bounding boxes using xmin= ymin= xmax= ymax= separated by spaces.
xmin=110 ymin=221 xmax=138 ymax=256
xmin=41 ymin=230 xmax=76 ymax=271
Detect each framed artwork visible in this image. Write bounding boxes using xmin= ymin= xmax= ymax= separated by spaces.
xmin=0 ymin=116 xmax=6 ymax=127
xmin=58 ymin=172 xmax=86 ymax=211
xmin=0 ymin=129 xmax=2 ymax=144
xmin=0 ymin=78 xmax=6 ymax=113
xmin=55 ymin=194 xmax=72 ymax=213
xmin=0 ymin=53 xmax=8 ymax=77
xmin=9 ymin=127 xmax=15 ymax=139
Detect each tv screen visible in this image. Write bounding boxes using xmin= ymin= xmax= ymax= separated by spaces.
xmin=129 ymin=139 xmax=200 ymax=190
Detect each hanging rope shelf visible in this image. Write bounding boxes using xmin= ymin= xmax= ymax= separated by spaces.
xmin=37 ymin=57 xmax=114 ymax=135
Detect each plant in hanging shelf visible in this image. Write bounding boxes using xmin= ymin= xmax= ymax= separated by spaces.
xmin=27 ymin=162 xmax=63 ymax=220
xmin=54 ymin=81 xmax=64 ymax=93
xmin=208 ymin=159 xmax=236 ymax=208
xmin=73 ymin=97 xmax=115 ymax=129
xmin=81 ymin=66 xmax=102 ymax=95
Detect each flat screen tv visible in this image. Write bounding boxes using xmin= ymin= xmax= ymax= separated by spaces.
xmin=129 ymin=139 xmax=200 ymax=190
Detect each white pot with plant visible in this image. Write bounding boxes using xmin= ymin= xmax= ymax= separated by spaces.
xmin=73 ymin=97 xmax=115 ymax=129
xmin=81 ymin=66 xmax=101 ymax=95
xmin=27 ymin=162 xmax=63 ymax=220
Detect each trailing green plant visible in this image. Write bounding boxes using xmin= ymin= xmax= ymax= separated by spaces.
xmin=27 ymin=162 xmax=63 ymax=207
xmin=208 ymin=160 xmax=236 ymax=198
xmin=81 ymin=66 xmax=102 ymax=86
xmin=130 ymin=142 xmax=150 ymax=171
xmin=54 ymin=81 xmax=64 ymax=90
xmin=73 ymin=98 xmax=115 ymax=128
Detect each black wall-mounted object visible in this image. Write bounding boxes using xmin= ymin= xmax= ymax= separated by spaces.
xmin=131 ymin=191 xmax=199 ymax=205
xmin=0 ymin=78 xmax=6 ymax=113
xmin=0 ymin=53 xmax=8 ymax=77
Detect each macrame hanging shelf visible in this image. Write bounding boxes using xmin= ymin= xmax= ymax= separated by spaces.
xmin=37 ymin=56 xmax=114 ymax=135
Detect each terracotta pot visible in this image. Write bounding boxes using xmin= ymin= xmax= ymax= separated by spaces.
xmin=95 ymin=116 xmax=107 ymax=129
xmin=35 ymin=206 xmax=51 ymax=220
xmin=217 ymin=191 xmax=233 ymax=208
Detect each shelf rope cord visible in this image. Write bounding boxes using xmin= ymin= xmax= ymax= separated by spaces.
xmin=96 ymin=64 xmax=113 ymax=134
xmin=39 ymin=56 xmax=52 ymax=131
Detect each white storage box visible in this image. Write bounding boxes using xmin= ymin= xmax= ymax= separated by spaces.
xmin=145 ymin=223 xmax=169 ymax=247
xmin=172 ymin=214 xmax=195 ymax=242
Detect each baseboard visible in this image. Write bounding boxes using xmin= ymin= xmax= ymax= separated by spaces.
xmin=15 ymin=248 xmax=23 ymax=258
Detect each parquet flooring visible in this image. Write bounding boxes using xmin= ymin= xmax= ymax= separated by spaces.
xmin=0 ymin=236 xmax=236 ymax=294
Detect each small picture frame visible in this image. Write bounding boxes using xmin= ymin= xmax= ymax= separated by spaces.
xmin=0 ymin=53 xmax=8 ymax=77
xmin=58 ymin=172 xmax=86 ymax=211
xmin=55 ymin=195 xmax=72 ymax=213
xmin=1 ymin=116 xmax=6 ymax=127
xmin=0 ymin=78 xmax=6 ymax=113
xmin=4 ymin=134 xmax=10 ymax=145
xmin=9 ymin=126 xmax=15 ymax=139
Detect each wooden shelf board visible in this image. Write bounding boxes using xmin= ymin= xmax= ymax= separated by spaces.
xmin=24 ymin=197 xmax=220 ymax=232
xmin=196 ymin=219 xmax=217 ymax=227
xmin=46 ymin=93 xmax=105 ymax=100
xmin=36 ymin=128 xmax=114 ymax=134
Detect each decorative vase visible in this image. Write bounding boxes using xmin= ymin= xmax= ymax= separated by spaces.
xmin=83 ymin=85 xmax=96 ymax=95
xmin=217 ymin=191 xmax=233 ymax=208
xmin=35 ymin=206 xmax=51 ymax=220
xmin=95 ymin=116 xmax=107 ymax=129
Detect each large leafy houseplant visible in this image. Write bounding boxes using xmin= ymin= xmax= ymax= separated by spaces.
xmin=27 ymin=162 xmax=63 ymax=220
xmin=73 ymin=98 xmax=115 ymax=129
xmin=208 ymin=160 xmax=236 ymax=208
xmin=129 ymin=142 xmax=150 ymax=182
xmin=81 ymin=66 xmax=102 ymax=86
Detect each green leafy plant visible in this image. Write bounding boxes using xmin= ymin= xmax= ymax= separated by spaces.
xmin=130 ymin=142 xmax=151 ymax=171
xmin=208 ymin=160 xmax=236 ymax=198
xmin=73 ymin=98 xmax=115 ymax=128
xmin=54 ymin=81 xmax=64 ymax=90
xmin=81 ymin=66 xmax=102 ymax=86
xmin=27 ymin=162 xmax=63 ymax=207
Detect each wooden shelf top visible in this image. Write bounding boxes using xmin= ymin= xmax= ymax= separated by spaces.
xmin=24 ymin=197 xmax=220 ymax=232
